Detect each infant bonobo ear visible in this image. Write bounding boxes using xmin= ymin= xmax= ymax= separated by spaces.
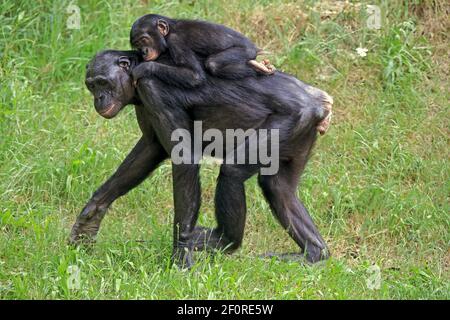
xmin=157 ymin=19 xmax=169 ymax=36
xmin=118 ymin=56 xmax=131 ymax=71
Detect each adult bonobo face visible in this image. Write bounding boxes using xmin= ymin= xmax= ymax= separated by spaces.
xmin=130 ymin=14 xmax=169 ymax=62
xmin=85 ymin=50 xmax=138 ymax=119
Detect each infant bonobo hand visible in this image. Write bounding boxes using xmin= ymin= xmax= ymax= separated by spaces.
xmin=131 ymin=61 xmax=156 ymax=86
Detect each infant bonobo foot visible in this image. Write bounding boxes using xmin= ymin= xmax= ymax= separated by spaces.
xmin=249 ymin=59 xmax=276 ymax=75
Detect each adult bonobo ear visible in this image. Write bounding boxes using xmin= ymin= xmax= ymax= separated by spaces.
xmin=157 ymin=19 xmax=169 ymax=36
xmin=118 ymin=56 xmax=131 ymax=71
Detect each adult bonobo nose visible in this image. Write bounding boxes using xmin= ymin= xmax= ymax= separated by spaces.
xmin=95 ymin=94 xmax=105 ymax=104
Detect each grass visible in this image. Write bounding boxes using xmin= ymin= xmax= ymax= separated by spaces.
xmin=0 ymin=0 xmax=448 ymax=299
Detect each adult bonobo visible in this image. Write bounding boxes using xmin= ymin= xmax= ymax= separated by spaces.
xmin=70 ymin=49 xmax=333 ymax=268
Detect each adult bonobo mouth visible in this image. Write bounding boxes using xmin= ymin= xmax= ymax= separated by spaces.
xmin=97 ymin=103 xmax=120 ymax=119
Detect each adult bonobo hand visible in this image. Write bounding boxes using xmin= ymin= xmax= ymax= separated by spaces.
xmin=71 ymin=49 xmax=333 ymax=268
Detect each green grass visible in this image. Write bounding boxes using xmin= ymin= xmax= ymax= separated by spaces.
xmin=0 ymin=0 xmax=448 ymax=299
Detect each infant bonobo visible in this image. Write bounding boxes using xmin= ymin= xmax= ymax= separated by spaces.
xmin=130 ymin=14 xmax=274 ymax=88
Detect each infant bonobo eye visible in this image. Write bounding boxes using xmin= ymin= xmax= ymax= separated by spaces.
xmin=131 ymin=35 xmax=151 ymax=51
xmin=118 ymin=56 xmax=130 ymax=70
xmin=138 ymin=35 xmax=151 ymax=46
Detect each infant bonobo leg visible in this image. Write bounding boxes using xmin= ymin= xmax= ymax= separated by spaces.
xmin=205 ymin=46 xmax=271 ymax=79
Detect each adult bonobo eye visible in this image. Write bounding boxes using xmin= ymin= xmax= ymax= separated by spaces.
xmin=96 ymin=78 xmax=109 ymax=87
xmin=85 ymin=78 xmax=94 ymax=92
xmin=118 ymin=56 xmax=131 ymax=71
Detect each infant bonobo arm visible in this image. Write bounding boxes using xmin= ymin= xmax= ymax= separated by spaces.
xmin=132 ymin=37 xmax=206 ymax=89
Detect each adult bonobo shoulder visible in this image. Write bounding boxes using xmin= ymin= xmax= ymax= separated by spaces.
xmin=72 ymin=49 xmax=333 ymax=267
xmin=84 ymin=50 xmax=141 ymax=119
xmin=129 ymin=14 xmax=275 ymax=89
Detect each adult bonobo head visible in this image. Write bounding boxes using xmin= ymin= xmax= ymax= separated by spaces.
xmin=130 ymin=14 xmax=170 ymax=62
xmin=85 ymin=50 xmax=140 ymax=119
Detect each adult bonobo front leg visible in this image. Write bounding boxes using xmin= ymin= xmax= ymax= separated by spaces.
xmin=71 ymin=50 xmax=170 ymax=243
xmin=136 ymin=78 xmax=202 ymax=269
xmin=70 ymin=136 xmax=167 ymax=244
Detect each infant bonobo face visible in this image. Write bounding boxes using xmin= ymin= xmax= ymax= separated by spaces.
xmin=130 ymin=32 xmax=160 ymax=61
xmin=130 ymin=15 xmax=169 ymax=62
xmin=85 ymin=51 xmax=137 ymax=119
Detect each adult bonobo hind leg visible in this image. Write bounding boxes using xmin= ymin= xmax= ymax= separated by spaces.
xmin=258 ymin=129 xmax=329 ymax=263
xmin=190 ymin=163 xmax=260 ymax=252
xmin=190 ymin=116 xmax=288 ymax=252
xmin=70 ymin=136 xmax=167 ymax=244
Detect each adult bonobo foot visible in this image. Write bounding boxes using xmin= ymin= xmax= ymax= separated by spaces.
xmin=189 ymin=226 xmax=232 ymax=252
xmin=69 ymin=200 xmax=108 ymax=245
xmin=261 ymin=250 xmax=329 ymax=265
xmin=172 ymin=246 xmax=194 ymax=270
xmin=261 ymin=243 xmax=330 ymax=264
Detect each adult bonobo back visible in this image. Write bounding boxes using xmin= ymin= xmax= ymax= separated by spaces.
xmin=85 ymin=50 xmax=140 ymax=118
xmin=84 ymin=49 xmax=332 ymax=136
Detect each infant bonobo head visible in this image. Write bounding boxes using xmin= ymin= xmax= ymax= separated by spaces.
xmin=130 ymin=14 xmax=170 ymax=62
xmin=85 ymin=50 xmax=139 ymax=119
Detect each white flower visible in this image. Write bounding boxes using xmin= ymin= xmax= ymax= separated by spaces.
xmin=356 ymin=47 xmax=368 ymax=57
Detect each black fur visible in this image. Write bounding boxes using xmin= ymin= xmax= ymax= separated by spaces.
xmin=71 ymin=50 xmax=331 ymax=267
xmin=130 ymin=14 xmax=262 ymax=88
